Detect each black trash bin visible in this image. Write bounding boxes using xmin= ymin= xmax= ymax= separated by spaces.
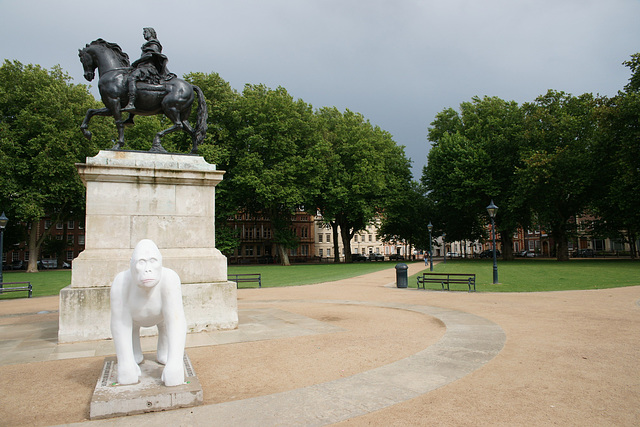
xmin=395 ymin=263 xmax=408 ymax=288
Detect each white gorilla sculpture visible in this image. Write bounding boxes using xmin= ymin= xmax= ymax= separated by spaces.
xmin=110 ymin=239 xmax=187 ymax=386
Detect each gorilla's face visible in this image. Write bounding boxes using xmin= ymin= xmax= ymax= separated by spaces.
xmin=131 ymin=240 xmax=163 ymax=288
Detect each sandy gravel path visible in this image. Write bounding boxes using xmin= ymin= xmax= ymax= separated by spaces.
xmin=0 ymin=262 xmax=638 ymax=426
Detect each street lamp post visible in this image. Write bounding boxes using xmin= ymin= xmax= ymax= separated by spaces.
xmin=0 ymin=212 xmax=8 ymax=284
xmin=486 ymin=200 xmax=499 ymax=284
xmin=427 ymin=221 xmax=433 ymax=271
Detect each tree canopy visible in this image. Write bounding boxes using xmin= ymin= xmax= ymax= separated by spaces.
xmin=0 ymin=60 xmax=111 ymax=271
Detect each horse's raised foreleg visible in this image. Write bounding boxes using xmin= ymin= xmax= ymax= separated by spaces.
xmin=80 ymin=107 xmax=112 ymax=140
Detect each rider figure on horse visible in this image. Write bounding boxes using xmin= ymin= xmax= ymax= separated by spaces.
xmin=123 ymin=27 xmax=176 ymax=112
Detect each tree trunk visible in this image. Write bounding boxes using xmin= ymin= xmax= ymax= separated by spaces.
xmin=554 ymin=229 xmax=570 ymax=261
xmin=331 ymin=222 xmax=341 ymax=263
xmin=628 ymin=231 xmax=637 ymax=259
xmin=26 ymin=220 xmax=39 ymax=273
xmin=340 ymin=225 xmax=353 ymax=262
xmin=501 ymin=234 xmax=514 ymax=261
xmin=277 ymin=244 xmax=290 ymax=266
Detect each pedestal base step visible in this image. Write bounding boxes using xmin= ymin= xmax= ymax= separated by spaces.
xmin=90 ymin=353 xmax=203 ymax=420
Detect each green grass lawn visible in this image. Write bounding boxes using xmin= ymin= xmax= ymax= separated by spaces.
xmin=0 ymin=261 xmax=399 ymax=298
xmin=409 ymin=259 xmax=640 ymax=292
xmin=228 ymin=261 xmax=399 ymax=288
xmin=1 ymin=259 xmax=639 ymax=299
xmin=1 ymin=270 xmax=73 ymax=299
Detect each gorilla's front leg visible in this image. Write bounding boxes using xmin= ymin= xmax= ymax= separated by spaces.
xmin=132 ymin=325 xmax=143 ymax=364
xmin=156 ymin=321 xmax=168 ymax=365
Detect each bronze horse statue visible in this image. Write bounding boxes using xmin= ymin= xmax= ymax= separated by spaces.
xmin=78 ymin=38 xmax=207 ymax=153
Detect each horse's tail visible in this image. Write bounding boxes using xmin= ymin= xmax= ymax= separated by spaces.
xmin=192 ymin=84 xmax=208 ymax=152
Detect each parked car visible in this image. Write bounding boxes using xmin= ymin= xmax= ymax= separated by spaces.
xmin=388 ymin=254 xmax=404 ymax=261
xmin=257 ymin=255 xmax=275 ymax=264
xmin=572 ymin=249 xmax=595 ymax=258
xmin=446 ymin=252 xmax=460 ymax=258
xmin=518 ymin=250 xmax=536 ymax=258
xmin=38 ymin=259 xmax=58 ymax=269
xmin=479 ymin=249 xmax=501 ymax=258
xmin=351 ymin=253 xmax=368 ymax=262
xmin=11 ymin=260 xmax=26 ymax=270
xmin=368 ymin=253 xmax=385 ymax=261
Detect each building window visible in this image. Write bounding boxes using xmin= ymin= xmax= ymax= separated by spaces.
xmin=327 ymin=249 xmax=331 ymax=257
xmin=369 ymin=234 xmax=372 ymax=242
xmin=78 ymin=235 xmax=85 ymax=245
xmin=318 ymin=234 xmax=323 ymax=243
xmin=67 ymin=235 xmax=74 ymax=243
xmin=56 ymin=222 xmax=63 ymax=230
xmin=244 ymin=246 xmax=254 ymax=256
xmin=45 ymin=220 xmax=52 ymax=229
xmin=66 ymin=251 xmax=74 ymax=260
xmin=78 ymin=222 xmax=84 ymax=230
xmin=319 ymin=248 xmax=323 ymax=257
xmin=25 ymin=251 xmax=30 ymax=261
xmin=301 ymin=245 xmax=308 ymax=256
xmin=326 ymin=234 xmax=331 ymax=243
xmin=301 ymin=227 xmax=308 ymax=238
xmin=12 ymin=252 xmax=19 ymax=261
xmin=56 ymin=235 xmax=63 ymax=240
xmin=68 ymin=220 xmax=75 ymax=229
xmin=354 ymin=235 xmax=358 ymax=243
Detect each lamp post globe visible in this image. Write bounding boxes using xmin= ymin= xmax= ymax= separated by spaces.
xmin=427 ymin=221 xmax=433 ymax=271
xmin=486 ymin=200 xmax=498 ymax=284
xmin=0 ymin=211 xmax=8 ymax=284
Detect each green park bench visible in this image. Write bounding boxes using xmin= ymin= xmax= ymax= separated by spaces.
xmin=0 ymin=281 xmax=33 ymax=298
xmin=228 ymin=273 xmax=262 ymax=288
xmin=417 ymin=273 xmax=476 ymax=292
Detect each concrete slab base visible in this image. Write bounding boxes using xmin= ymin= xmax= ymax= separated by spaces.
xmin=89 ymin=353 xmax=203 ymax=420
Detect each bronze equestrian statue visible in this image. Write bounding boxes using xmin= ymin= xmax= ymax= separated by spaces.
xmin=78 ymin=28 xmax=207 ymax=153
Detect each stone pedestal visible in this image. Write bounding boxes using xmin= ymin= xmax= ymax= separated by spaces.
xmin=59 ymin=151 xmax=238 ymax=343
xmin=90 ymin=353 xmax=203 ymax=419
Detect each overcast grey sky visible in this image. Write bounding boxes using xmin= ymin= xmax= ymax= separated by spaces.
xmin=2 ymin=0 xmax=639 ymax=177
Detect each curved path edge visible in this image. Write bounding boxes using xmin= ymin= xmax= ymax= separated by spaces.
xmin=66 ymin=299 xmax=505 ymax=427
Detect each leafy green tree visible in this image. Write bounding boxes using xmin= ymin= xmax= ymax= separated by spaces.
xmin=184 ymin=72 xmax=240 ymax=255
xmin=623 ymin=53 xmax=640 ymax=93
xmin=590 ymin=57 xmax=640 ymax=258
xmin=517 ymin=90 xmax=597 ymax=261
xmin=377 ymin=180 xmax=431 ymax=251
xmin=424 ymin=96 xmax=528 ymax=259
xmin=220 ymin=84 xmax=326 ymax=265
xmin=315 ymin=107 xmax=411 ymax=262
xmin=422 ymin=131 xmax=489 ymax=248
xmin=0 ymin=60 xmax=112 ymax=271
